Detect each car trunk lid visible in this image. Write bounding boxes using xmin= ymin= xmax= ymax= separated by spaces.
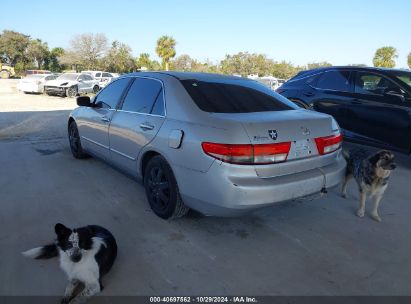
xmin=210 ymin=109 xmax=340 ymax=178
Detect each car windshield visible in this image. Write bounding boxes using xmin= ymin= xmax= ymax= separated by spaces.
xmin=181 ymin=79 xmax=297 ymax=113
xmin=388 ymin=71 xmax=411 ymax=89
xmin=57 ymin=74 xmax=78 ymax=81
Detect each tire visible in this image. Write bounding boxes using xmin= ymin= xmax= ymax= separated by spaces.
xmin=68 ymin=121 xmax=88 ymax=159
xmin=0 ymin=70 xmax=10 ymax=79
xmin=93 ymin=85 xmax=100 ymax=94
xmin=66 ymin=86 xmax=78 ymax=98
xmin=144 ymin=155 xmax=189 ymax=219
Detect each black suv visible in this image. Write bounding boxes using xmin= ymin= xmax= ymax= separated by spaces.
xmin=277 ymin=67 xmax=411 ymax=152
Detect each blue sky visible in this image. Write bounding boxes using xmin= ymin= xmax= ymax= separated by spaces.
xmin=2 ymin=0 xmax=410 ymax=67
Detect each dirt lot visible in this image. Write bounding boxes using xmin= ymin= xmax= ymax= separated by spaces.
xmin=1 ymin=79 xmax=411 ymax=298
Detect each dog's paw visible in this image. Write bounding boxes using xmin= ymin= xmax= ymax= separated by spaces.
xmin=371 ymin=214 xmax=382 ymax=222
xmin=356 ymin=209 xmax=365 ymax=218
xmin=60 ymin=297 xmax=70 ymax=304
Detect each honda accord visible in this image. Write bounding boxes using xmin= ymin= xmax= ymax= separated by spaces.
xmin=68 ymin=72 xmax=346 ymax=219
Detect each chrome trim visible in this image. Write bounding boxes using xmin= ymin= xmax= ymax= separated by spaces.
xmin=110 ymin=148 xmax=136 ymax=161
xmin=81 ymin=136 xmax=109 ymax=149
xmin=116 ymin=109 xmax=165 ymax=118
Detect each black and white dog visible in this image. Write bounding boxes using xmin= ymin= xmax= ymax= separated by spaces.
xmin=23 ymin=223 xmax=117 ymax=304
xmin=341 ymin=149 xmax=396 ymax=222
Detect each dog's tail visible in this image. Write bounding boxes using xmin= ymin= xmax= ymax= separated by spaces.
xmin=22 ymin=243 xmax=58 ymax=259
xmin=342 ymin=149 xmax=350 ymax=161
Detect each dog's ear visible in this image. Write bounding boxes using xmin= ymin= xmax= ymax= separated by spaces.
xmin=55 ymin=223 xmax=71 ymax=237
xmin=368 ymin=153 xmax=381 ymax=167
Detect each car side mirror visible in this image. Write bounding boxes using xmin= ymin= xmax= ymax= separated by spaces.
xmin=77 ymin=96 xmax=92 ymax=107
xmin=385 ymin=90 xmax=405 ymax=102
xmin=78 ymin=79 xmax=83 ymax=82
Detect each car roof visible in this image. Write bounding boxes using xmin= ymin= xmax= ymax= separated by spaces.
xmin=301 ymin=66 xmax=409 ymax=74
xmin=122 ymin=71 xmax=247 ymax=82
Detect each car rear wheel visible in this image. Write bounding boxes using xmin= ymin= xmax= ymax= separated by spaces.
xmin=93 ymin=85 xmax=100 ymax=93
xmin=66 ymin=86 xmax=78 ymax=98
xmin=144 ymin=156 xmax=189 ymax=219
xmin=68 ymin=121 xmax=88 ymax=159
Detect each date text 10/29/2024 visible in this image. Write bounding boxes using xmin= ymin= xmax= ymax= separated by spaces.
xmin=150 ymin=296 xmax=258 ymax=303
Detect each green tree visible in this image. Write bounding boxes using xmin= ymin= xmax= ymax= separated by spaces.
xmin=408 ymin=52 xmax=411 ymax=69
xmin=135 ymin=53 xmax=161 ymax=71
xmin=373 ymin=46 xmax=398 ymax=68
xmin=27 ymin=39 xmax=49 ymax=69
xmin=306 ymin=62 xmax=332 ymax=70
xmin=104 ymin=41 xmax=135 ymax=73
xmin=0 ymin=30 xmax=30 ymax=65
xmin=155 ymin=35 xmax=176 ymax=71
xmin=271 ymin=61 xmax=303 ymax=79
xmin=47 ymin=47 xmax=65 ymax=72
xmin=220 ymin=52 xmax=273 ymax=77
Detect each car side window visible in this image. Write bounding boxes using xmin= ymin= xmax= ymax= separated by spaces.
xmin=96 ymin=73 xmax=101 ymax=77
xmin=102 ymin=72 xmax=111 ymax=77
xmin=355 ymin=72 xmax=402 ymax=95
xmin=316 ymin=71 xmax=351 ymax=92
xmin=84 ymin=75 xmax=92 ymax=81
xmin=78 ymin=75 xmax=85 ymax=81
xmin=151 ymin=89 xmax=165 ymax=116
xmin=94 ymin=78 xmax=131 ymax=109
xmin=121 ymin=78 xmax=163 ymax=114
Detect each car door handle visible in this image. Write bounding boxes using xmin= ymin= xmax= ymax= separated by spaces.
xmin=140 ymin=123 xmax=154 ymax=131
xmin=101 ymin=116 xmax=111 ymax=122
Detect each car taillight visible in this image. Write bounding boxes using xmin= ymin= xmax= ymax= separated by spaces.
xmin=201 ymin=142 xmax=291 ymax=165
xmin=315 ymin=134 xmax=343 ymax=155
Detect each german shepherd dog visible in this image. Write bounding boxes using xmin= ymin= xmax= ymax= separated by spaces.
xmin=23 ymin=223 xmax=117 ymax=304
xmin=341 ymin=149 xmax=396 ymax=222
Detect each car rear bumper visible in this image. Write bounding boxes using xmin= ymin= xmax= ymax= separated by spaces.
xmin=18 ymin=83 xmax=42 ymax=93
xmin=175 ymin=150 xmax=346 ymax=216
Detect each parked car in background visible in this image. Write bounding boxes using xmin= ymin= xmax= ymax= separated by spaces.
xmin=277 ymin=67 xmax=411 ymax=152
xmin=25 ymin=70 xmax=52 ymax=76
xmin=45 ymin=73 xmax=100 ymax=97
xmin=18 ymin=74 xmax=58 ymax=93
xmin=82 ymin=70 xmax=117 ymax=88
xmin=68 ymin=72 xmax=345 ymax=219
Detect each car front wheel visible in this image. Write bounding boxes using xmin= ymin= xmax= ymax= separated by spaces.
xmin=144 ymin=155 xmax=189 ymax=219
xmin=68 ymin=121 xmax=88 ymax=159
xmin=66 ymin=86 xmax=78 ymax=98
xmin=93 ymin=85 xmax=100 ymax=93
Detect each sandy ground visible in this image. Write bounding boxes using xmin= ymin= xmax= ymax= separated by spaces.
xmin=1 ymin=79 xmax=411 ymax=300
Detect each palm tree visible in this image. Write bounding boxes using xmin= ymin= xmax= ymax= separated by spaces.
xmin=155 ymin=35 xmax=176 ymax=71
xmin=373 ymin=46 xmax=398 ymax=68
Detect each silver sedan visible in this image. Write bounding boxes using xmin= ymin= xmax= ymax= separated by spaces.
xmin=68 ymin=72 xmax=346 ymax=219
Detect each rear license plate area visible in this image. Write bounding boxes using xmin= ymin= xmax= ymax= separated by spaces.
xmin=293 ymin=139 xmax=312 ymax=158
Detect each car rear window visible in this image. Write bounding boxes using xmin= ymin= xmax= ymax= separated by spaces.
xmin=180 ymin=79 xmax=295 ymax=113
